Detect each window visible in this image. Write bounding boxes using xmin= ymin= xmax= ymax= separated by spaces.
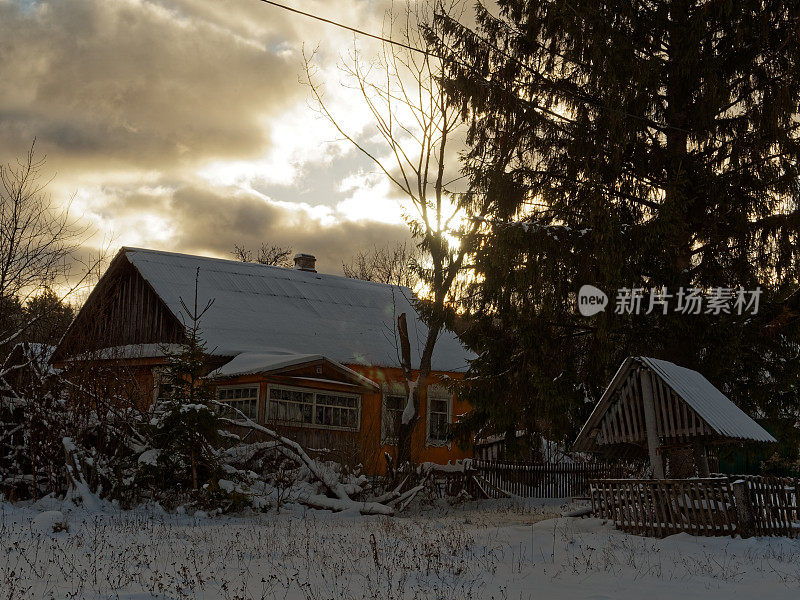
xmin=268 ymin=386 xmax=314 ymax=424
xmin=268 ymin=385 xmax=360 ymax=431
xmin=426 ymin=387 xmax=452 ymax=446
xmin=217 ymin=385 xmax=259 ymax=421
xmin=152 ymin=368 xmax=176 ymax=404
xmin=381 ymin=383 xmax=407 ymax=443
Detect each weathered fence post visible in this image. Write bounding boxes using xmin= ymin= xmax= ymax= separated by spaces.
xmin=732 ymin=479 xmax=755 ymax=538
xmin=692 ymin=442 xmax=710 ymax=477
xmin=640 ymin=369 xmax=665 ymax=479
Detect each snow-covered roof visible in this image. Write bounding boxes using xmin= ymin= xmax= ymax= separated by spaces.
xmin=210 ymin=352 xmax=323 ymax=376
xmin=637 ymin=357 xmax=776 ymax=443
xmin=574 ymin=356 xmax=776 ymax=450
xmin=207 ymin=351 xmax=378 ymax=389
xmin=122 ymin=247 xmax=473 ymax=372
xmin=6 ymin=342 xmax=59 ymax=378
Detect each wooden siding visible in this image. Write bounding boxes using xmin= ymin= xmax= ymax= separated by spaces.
xmin=592 ymin=366 xmax=714 ymax=449
xmin=54 ymin=255 xmax=184 ymax=361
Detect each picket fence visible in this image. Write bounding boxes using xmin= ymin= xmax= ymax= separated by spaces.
xmin=472 ymin=460 xmax=623 ymax=498
xmin=590 ymin=476 xmax=800 ymax=538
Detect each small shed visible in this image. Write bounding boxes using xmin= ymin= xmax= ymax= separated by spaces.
xmin=574 ymin=357 xmax=776 ymax=478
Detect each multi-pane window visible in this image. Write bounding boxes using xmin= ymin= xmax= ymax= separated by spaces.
xmin=382 ymin=393 xmax=406 ymax=443
xmin=217 ymin=385 xmax=259 ymax=420
xmin=268 ymin=385 xmax=360 ymax=431
xmin=426 ymin=388 xmax=451 ymax=445
xmin=268 ymin=386 xmax=313 ymax=424
xmin=152 ymin=368 xmax=176 ymax=404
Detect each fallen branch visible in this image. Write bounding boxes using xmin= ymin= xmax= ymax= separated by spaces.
xmin=394 ymin=483 xmax=426 ymax=512
xmin=219 ymin=412 xmax=351 ymax=501
xmin=63 ymin=437 xmax=101 ymax=511
xmin=369 ymin=475 xmax=409 ymax=504
xmin=294 ymin=492 xmax=394 ymax=516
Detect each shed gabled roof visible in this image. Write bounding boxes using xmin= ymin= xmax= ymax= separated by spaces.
xmin=118 ymin=247 xmax=472 ymax=372
xmin=638 ymin=357 xmax=775 ymax=443
xmin=574 ymin=356 xmax=775 ymax=451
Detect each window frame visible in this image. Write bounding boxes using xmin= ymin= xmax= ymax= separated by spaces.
xmin=152 ymin=367 xmax=176 ymax=406
xmin=425 ymin=385 xmax=453 ymax=447
xmin=216 ymin=384 xmax=260 ymax=422
xmin=381 ymin=382 xmax=408 ymax=444
xmin=266 ymin=383 xmax=361 ymax=432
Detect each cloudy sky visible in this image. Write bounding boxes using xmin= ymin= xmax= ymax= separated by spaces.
xmin=0 ymin=0 xmax=457 ymax=276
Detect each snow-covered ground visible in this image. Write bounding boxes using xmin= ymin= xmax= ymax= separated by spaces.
xmin=2 ymin=497 xmax=800 ymax=600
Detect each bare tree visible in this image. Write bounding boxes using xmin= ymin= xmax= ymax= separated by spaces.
xmin=342 ymin=241 xmax=419 ymax=289
xmin=304 ymin=0 xmax=489 ymax=467
xmin=232 ymin=243 xmax=293 ymax=268
xmin=0 ymin=141 xmax=99 ymax=351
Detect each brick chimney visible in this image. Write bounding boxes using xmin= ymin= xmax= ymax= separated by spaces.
xmin=293 ymin=253 xmax=317 ymax=272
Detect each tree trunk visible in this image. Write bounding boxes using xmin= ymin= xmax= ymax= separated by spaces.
xmin=665 ymin=0 xmax=693 ymax=282
xmin=395 ymin=309 xmax=445 ymax=471
xmin=190 ymin=447 xmax=198 ymax=491
xmin=396 ymin=313 xmax=417 ymax=468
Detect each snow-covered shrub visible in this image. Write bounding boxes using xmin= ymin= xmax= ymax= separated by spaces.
xmin=132 ymin=286 xmax=242 ymax=510
xmin=0 ymin=344 xmax=72 ymax=500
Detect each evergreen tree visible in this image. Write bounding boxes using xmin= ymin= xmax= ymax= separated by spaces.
xmin=434 ymin=2 xmax=800 ymax=447
xmin=23 ymin=289 xmax=74 ymax=346
xmin=149 ymin=268 xmax=223 ymax=492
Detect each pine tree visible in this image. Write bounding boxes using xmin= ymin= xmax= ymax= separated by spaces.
xmin=23 ymin=289 xmax=74 ymax=346
xmin=149 ymin=268 xmax=222 ymax=492
xmin=435 ymin=2 xmax=800 ymax=446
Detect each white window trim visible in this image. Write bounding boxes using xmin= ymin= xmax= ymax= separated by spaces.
xmin=266 ymin=383 xmax=361 ymax=432
xmin=381 ymin=382 xmax=407 ymax=445
xmin=216 ymin=384 xmax=260 ymax=421
xmin=425 ymin=385 xmax=453 ymax=448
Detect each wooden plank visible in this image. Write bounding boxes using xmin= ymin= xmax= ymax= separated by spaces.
xmin=679 ymin=394 xmax=689 ymax=439
xmin=655 ymin=378 xmax=671 ymax=439
xmin=716 ymin=481 xmax=735 ymax=537
xmin=627 ymin=385 xmax=642 ymax=442
xmin=640 ymin=370 xmax=665 ymax=479
xmin=662 ymin=480 xmax=680 ymax=535
xmin=667 ymin=391 xmax=679 ymax=440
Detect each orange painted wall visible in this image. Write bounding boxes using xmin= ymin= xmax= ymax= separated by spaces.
xmin=57 ymin=357 xmax=473 ymax=475
xmin=212 ymin=365 xmax=472 ymax=474
xmin=345 ymin=365 xmax=473 ymax=473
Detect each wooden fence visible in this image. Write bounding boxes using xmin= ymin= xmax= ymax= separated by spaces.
xmin=473 ymin=460 xmax=622 ymax=498
xmin=736 ymin=475 xmax=800 ymax=537
xmin=591 ymin=478 xmax=738 ymax=537
xmin=590 ymin=476 xmax=800 ymax=538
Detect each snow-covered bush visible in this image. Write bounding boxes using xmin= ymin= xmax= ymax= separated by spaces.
xmin=131 ymin=279 xmax=243 ymax=510
xmin=0 ymin=344 xmax=72 ymax=500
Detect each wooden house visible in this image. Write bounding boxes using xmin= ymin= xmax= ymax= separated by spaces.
xmin=52 ymin=247 xmax=474 ymax=473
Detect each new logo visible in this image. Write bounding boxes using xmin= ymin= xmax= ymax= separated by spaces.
xmin=578 ymin=285 xmax=608 ymax=316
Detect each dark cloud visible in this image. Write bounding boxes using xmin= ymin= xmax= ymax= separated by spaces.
xmin=0 ymin=0 xmax=439 ymax=284
xmin=96 ymin=183 xmax=412 ymax=274
xmin=0 ymin=0 xmax=297 ymax=170
xmin=168 ymin=185 xmax=413 ymax=274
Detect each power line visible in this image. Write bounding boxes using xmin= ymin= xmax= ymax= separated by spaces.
xmin=256 ymin=0 xmax=430 ymax=56
xmin=253 ymin=0 xmax=716 ymax=140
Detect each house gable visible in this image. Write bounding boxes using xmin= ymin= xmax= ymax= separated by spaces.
xmin=209 ymin=353 xmax=379 ymax=391
xmin=573 ymin=356 xmax=776 ymax=452
xmin=53 ymin=253 xmax=185 ymax=362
